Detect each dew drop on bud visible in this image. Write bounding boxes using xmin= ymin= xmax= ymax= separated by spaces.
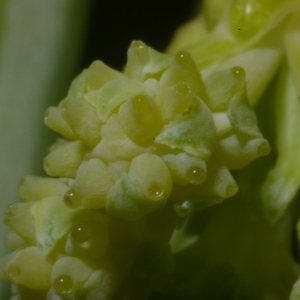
xmin=43 ymin=160 xmax=50 ymax=174
xmin=71 ymin=223 xmax=91 ymax=245
xmin=8 ymin=264 xmax=21 ymax=281
xmin=61 ymin=106 xmax=67 ymax=116
xmin=132 ymin=40 xmax=146 ymax=50
xmin=131 ymin=41 xmax=148 ymax=56
xmin=173 ymin=202 xmax=190 ymax=217
xmin=256 ymin=141 xmax=270 ymax=157
xmin=53 ymin=274 xmax=73 ymax=295
xmin=225 ymin=184 xmax=239 ymax=198
xmin=44 ymin=108 xmax=50 ymax=122
xmin=132 ymin=95 xmax=151 ymax=112
xmin=175 ymin=51 xmax=193 ymax=69
xmin=64 ymin=189 xmax=80 ymax=208
xmin=186 ymin=166 xmax=206 ymax=185
xmin=232 ymin=66 xmax=246 ymax=81
xmin=147 ymin=182 xmax=165 ymax=201
xmin=176 ymin=82 xmax=191 ymax=96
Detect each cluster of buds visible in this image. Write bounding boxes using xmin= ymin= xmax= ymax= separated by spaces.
xmin=45 ymin=40 xmax=270 ymax=219
xmin=0 ymin=40 xmax=269 ymax=299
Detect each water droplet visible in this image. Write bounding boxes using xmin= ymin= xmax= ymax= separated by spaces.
xmin=71 ymin=223 xmax=91 ymax=244
xmin=173 ymin=202 xmax=190 ymax=217
xmin=44 ymin=108 xmax=50 ymax=122
xmin=232 ymin=66 xmax=245 ymax=81
xmin=132 ymin=95 xmax=151 ymax=112
xmin=175 ymin=51 xmax=193 ymax=69
xmin=53 ymin=274 xmax=73 ymax=295
xmin=64 ymin=189 xmax=80 ymax=208
xmin=132 ymin=40 xmax=146 ymax=49
xmin=8 ymin=264 xmax=21 ymax=281
xmin=43 ymin=160 xmax=50 ymax=174
xmin=147 ymin=183 xmax=165 ymax=201
xmin=131 ymin=41 xmax=148 ymax=57
xmin=225 ymin=184 xmax=238 ymax=198
xmin=257 ymin=141 xmax=270 ymax=156
xmin=61 ymin=107 xmax=67 ymax=116
xmin=187 ymin=166 xmax=206 ymax=185
xmin=176 ymin=82 xmax=191 ymax=96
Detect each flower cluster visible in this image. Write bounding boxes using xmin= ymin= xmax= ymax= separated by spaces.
xmin=45 ymin=40 xmax=270 ymax=218
xmin=0 ymin=40 xmax=269 ymax=299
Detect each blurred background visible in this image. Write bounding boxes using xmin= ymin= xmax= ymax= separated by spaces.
xmin=0 ymin=0 xmax=198 ymax=297
xmin=82 ymin=0 xmax=199 ymax=70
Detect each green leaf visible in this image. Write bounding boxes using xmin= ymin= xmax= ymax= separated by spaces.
xmin=261 ymin=64 xmax=300 ymax=223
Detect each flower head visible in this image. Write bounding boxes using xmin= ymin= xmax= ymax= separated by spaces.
xmin=0 ymin=37 xmax=270 ymax=298
xmin=2 ymin=0 xmax=300 ymax=299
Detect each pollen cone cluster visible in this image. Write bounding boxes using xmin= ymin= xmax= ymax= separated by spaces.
xmin=0 ymin=41 xmax=269 ymax=299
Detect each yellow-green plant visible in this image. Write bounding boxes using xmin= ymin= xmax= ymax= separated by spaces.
xmin=2 ymin=0 xmax=300 ymax=299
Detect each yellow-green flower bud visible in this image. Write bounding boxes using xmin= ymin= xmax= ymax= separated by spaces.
xmin=0 ymin=247 xmax=52 ymax=290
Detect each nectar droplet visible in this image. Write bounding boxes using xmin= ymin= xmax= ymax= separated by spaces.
xmin=257 ymin=141 xmax=270 ymax=157
xmin=131 ymin=41 xmax=148 ymax=58
xmin=225 ymin=184 xmax=239 ymax=198
xmin=71 ymin=223 xmax=91 ymax=245
xmin=53 ymin=274 xmax=73 ymax=295
xmin=43 ymin=160 xmax=50 ymax=174
xmin=175 ymin=51 xmax=193 ymax=69
xmin=44 ymin=108 xmax=50 ymax=122
xmin=174 ymin=202 xmax=190 ymax=217
xmin=8 ymin=264 xmax=21 ymax=281
xmin=147 ymin=182 xmax=165 ymax=201
xmin=61 ymin=106 xmax=67 ymax=116
xmin=132 ymin=95 xmax=151 ymax=112
xmin=64 ymin=189 xmax=80 ymax=208
xmin=232 ymin=66 xmax=246 ymax=81
xmin=176 ymin=82 xmax=191 ymax=96
xmin=187 ymin=166 xmax=206 ymax=185
xmin=132 ymin=40 xmax=146 ymax=50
